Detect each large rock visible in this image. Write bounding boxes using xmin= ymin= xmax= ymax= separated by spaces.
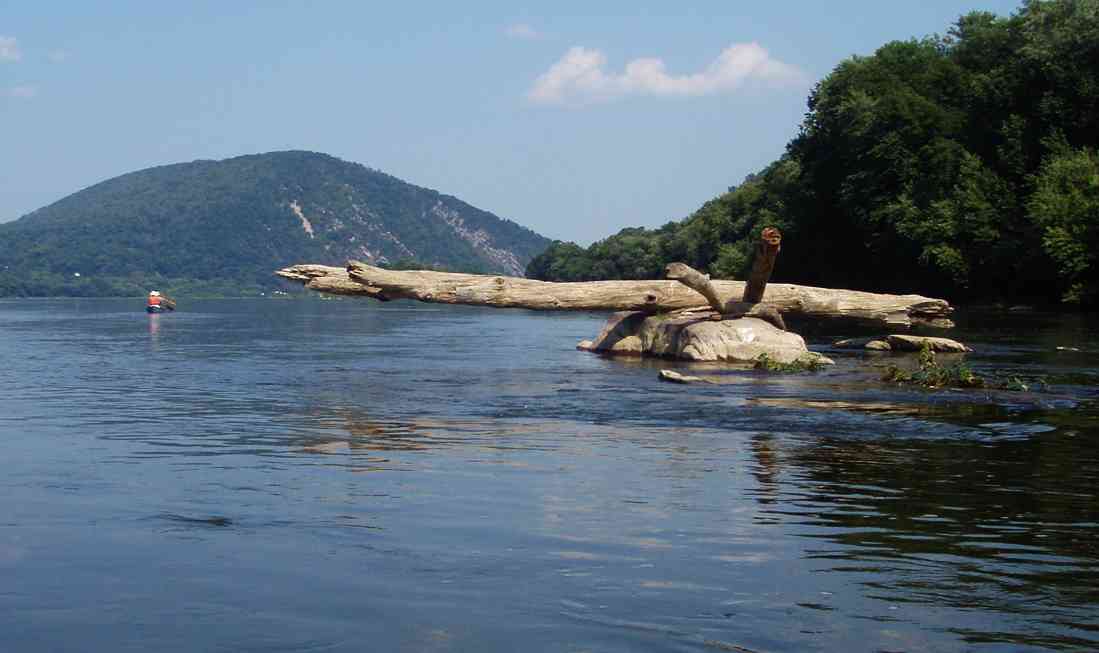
xmin=579 ymin=311 xmax=832 ymax=365
xmin=578 ymin=311 xmax=647 ymax=356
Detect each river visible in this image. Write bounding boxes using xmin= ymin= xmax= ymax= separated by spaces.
xmin=1 ymin=298 xmax=1096 ymax=652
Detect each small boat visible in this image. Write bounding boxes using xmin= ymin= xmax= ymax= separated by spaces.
xmin=146 ymin=291 xmax=176 ymax=313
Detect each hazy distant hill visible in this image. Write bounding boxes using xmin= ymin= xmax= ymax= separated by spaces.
xmin=0 ymin=151 xmax=550 ymax=296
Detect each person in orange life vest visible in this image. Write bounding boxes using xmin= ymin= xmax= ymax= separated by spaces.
xmin=147 ymin=291 xmax=163 ymax=308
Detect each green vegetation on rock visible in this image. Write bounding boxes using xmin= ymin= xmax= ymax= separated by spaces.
xmin=0 ymin=151 xmax=549 ymax=297
xmin=527 ymin=0 xmax=1099 ymax=306
xmin=753 ymin=352 xmax=829 ymax=373
xmin=882 ymin=342 xmax=1047 ymax=391
xmin=883 ymin=343 xmax=985 ymax=389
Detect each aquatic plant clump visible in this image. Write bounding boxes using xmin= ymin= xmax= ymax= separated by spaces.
xmin=753 ymin=352 xmax=829 ymax=373
xmin=883 ymin=342 xmax=1047 ymax=391
xmin=883 ymin=347 xmax=984 ymax=389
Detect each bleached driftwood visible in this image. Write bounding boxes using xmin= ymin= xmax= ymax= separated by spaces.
xmin=664 ymin=261 xmax=786 ymax=330
xmin=275 ymin=262 xmax=954 ymax=329
xmin=664 ymin=262 xmax=725 ymax=314
xmin=275 ymin=264 xmax=389 ymax=299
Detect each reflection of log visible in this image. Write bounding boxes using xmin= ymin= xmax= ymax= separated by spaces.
xmin=275 ymin=262 xmax=955 ymax=329
xmin=744 ymin=227 xmax=781 ymax=304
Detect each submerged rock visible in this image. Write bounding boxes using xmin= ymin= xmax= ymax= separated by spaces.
xmin=834 ymin=335 xmax=971 ymax=353
xmin=887 ymin=334 xmax=971 ymax=353
xmin=833 ymin=337 xmax=885 ymax=350
xmin=579 ymin=311 xmax=833 ymax=365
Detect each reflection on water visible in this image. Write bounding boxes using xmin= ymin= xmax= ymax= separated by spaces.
xmin=148 ymin=311 xmax=161 ymax=344
xmin=750 ymin=433 xmax=781 ymax=507
xmin=0 ymin=298 xmax=1096 ymax=652
xmin=776 ymin=434 xmax=1098 ymax=649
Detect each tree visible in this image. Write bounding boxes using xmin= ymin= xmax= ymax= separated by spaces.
xmin=1029 ymin=147 xmax=1099 ymax=303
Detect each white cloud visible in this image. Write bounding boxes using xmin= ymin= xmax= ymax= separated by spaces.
xmin=0 ymin=36 xmax=21 ymax=62
xmin=528 ymin=43 xmax=806 ymax=106
xmin=8 ymin=85 xmax=37 ymax=98
xmin=506 ymin=23 xmax=539 ymax=40
xmin=49 ymin=50 xmax=68 ymax=63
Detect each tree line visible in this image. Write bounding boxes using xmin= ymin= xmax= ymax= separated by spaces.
xmin=527 ymin=0 xmax=1099 ymax=306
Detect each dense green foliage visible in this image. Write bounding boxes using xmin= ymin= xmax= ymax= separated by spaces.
xmin=1028 ymin=145 xmax=1099 ymax=303
xmin=528 ymin=0 xmax=1099 ymax=305
xmin=0 ymin=151 xmax=549 ymax=297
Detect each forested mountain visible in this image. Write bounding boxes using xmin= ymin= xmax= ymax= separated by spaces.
xmin=528 ymin=0 xmax=1099 ymax=306
xmin=0 ymin=151 xmax=549 ymax=297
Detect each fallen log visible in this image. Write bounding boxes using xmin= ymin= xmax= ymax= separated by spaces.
xmin=665 ymin=262 xmax=724 ymax=314
xmin=275 ymin=262 xmax=954 ymax=329
xmin=275 ymin=264 xmax=389 ymax=299
xmin=665 ymin=261 xmax=786 ymax=330
xmin=665 ymin=229 xmax=787 ymax=330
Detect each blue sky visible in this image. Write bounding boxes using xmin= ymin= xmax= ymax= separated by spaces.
xmin=2 ymin=0 xmax=1021 ymax=244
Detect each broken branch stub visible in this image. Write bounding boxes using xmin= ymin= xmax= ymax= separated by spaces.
xmin=743 ymin=227 xmax=782 ymax=304
xmin=663 ymin=262 xmax=785 ymax=329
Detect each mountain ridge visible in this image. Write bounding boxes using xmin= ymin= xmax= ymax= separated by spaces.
xmin=0 ymin=150 xmax=550 ymax=296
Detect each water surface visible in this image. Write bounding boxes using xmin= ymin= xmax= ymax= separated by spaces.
xmin=1 ymin=298 xmax=1097 ymax=652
